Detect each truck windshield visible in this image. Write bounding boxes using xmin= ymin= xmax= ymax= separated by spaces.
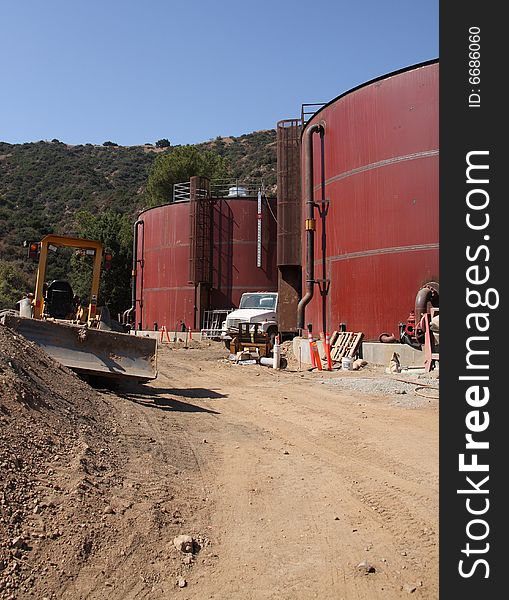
xmin=239 ymin=293 xmax=277 ymax=310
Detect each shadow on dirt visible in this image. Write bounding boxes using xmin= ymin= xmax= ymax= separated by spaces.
xmin=86 ymin=377 xmax=225 ymax=413
xmin=125 ymin=395 xmax=221 ymax=414
xmin=109 ymin=382 xmax=224 ymax=413
xmin=147 ymin=387 xmax=227 ymax=400
xmin=123 ymin=385 xmax=227 ymax=400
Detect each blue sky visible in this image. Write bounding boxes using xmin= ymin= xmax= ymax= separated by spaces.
xmin=1 ymin=1 xmax=438 ymax=146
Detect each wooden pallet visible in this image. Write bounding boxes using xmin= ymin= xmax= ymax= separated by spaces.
xmin=329 ymin=330 xmax=340 ymax=347
xmin=329 ymin=331 xmax=364 ymax=363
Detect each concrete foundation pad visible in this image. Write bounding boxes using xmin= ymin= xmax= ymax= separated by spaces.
xmin=361 ymin=342 xmax=425 ymax=367
xmin=292 ymin=337 xmax=330 ymax=365
xmin=130 ymin=330 xmax=205 ymax=345
xmin=292 ymin=337 xmax=426 ymax=368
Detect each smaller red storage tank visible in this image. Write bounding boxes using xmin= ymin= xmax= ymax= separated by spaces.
xmin=135 ymin=195 xmax=277 ymax=331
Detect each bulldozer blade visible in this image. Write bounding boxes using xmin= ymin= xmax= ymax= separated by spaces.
xmin=2 ymin=315 xmax=157 ymax=382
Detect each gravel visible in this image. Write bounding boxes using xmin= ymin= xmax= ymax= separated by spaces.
xmin=320 ymin=373 xmax=439 ymax=408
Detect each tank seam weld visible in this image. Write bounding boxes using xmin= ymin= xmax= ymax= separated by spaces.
xmin=322 ymin=243 xmax=439 ymax=263
xmin=314 ymin=150 xmax=439 ymax=190
xmin=142 ymin=285 xmax=278 ymax=292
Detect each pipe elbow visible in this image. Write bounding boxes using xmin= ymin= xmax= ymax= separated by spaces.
xmin=414 ymin=281 xmax=439 ymax=322
xmin=297 ymin=291 xmax=313 ymax=330
xmin=297 ymin=291 xmax=313 ymax=311
xmin=304 ymin=122 xmax=324 ymax=137
xmin=379 ymin=332 xmax=397 ymax=344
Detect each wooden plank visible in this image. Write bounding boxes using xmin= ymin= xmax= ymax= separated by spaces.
xmin=330 ymin=333 xmax=347 ymax=359
xmin=330 ymin=332 xmax=352 ymax=361
xmin=330 ymin=336 xmax=345 ymax=361
xmin=330 ymin=331 xmax=364 ymax=362
xmin=346 ymin=332 xmax=364 ymax=358
xmin=329 ymin=330 xmax=340 ymax=347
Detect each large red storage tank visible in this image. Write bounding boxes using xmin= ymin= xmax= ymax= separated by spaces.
xmin=301 ymin=60 xmax=439 ymax=340
xmin=135 ymin=195 xmax=277 ymax=331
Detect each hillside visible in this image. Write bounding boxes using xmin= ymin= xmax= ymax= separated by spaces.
xmin=0 ymin=130 xmax=277 ymax=266
xmin=198 ymin=130 xmax=277 ymax=184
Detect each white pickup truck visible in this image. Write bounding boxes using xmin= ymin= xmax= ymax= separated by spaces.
xmin=221 ymin=292 xmax=279 ymax=345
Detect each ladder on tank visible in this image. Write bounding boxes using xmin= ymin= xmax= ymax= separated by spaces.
xmin=189 ymin=179 xmax=213 ymax=286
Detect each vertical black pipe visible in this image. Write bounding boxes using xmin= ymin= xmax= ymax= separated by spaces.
xmin=296 ymin=121 xmax=325 ymax=331
xmin=131 ymin=219 xmax=143 ymax=329
xmin=320 ymin=128 xmax=327 ymax=335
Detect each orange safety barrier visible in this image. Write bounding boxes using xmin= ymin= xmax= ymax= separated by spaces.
xmin=307 ymin=329 xmax=316 ymax=367
xmin=320 ymin=332 xmax=332 ymax=371
xmin=319 ymin=332 xmax=327 ymax=370
xmin=325 ymin=332 xmax=333 ymax=371
xmin=311 ymin=340 xmax=322 ymax=370
xmin=159 ymin=325 xmax=171 ymax=343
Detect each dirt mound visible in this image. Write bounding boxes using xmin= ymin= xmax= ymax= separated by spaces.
xmin=0 ymin=326 xmax=214 ymax=599
xmin=0 ymin=324 xmax=117 ymax=599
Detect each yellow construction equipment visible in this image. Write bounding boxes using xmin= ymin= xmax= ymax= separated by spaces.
xmin=2 ymin=235 xmax=157 ymax=383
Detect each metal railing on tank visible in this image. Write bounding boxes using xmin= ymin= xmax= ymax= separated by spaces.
xmin=174 ymin=179 xmax=270 ymax=202
xmin=210 ymin=179 xmax=265 ymax=198
xmin=301 ymin=103 xmax=326 ymax=127
xmin=173 ymin=181 xmax=192 ymax=202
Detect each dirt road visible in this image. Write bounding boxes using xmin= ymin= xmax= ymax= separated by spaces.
xmin=109 ymin=343 xmax=437 ymax=599
xmin=1 ymin=339 xmax=438 ymax=599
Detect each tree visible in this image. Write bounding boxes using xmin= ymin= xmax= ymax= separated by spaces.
xmin=69 ymin=210 xmax=133 ymax=317
xmin=146 ymin=145 xmax=229 ymax=207
xmin=155 ymin=138 xmax=171 ymax=148
xmin=0 ymin=261 xmax=32 ymax=310
xmin=102 ymin=141 xmax=118 ymax=147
